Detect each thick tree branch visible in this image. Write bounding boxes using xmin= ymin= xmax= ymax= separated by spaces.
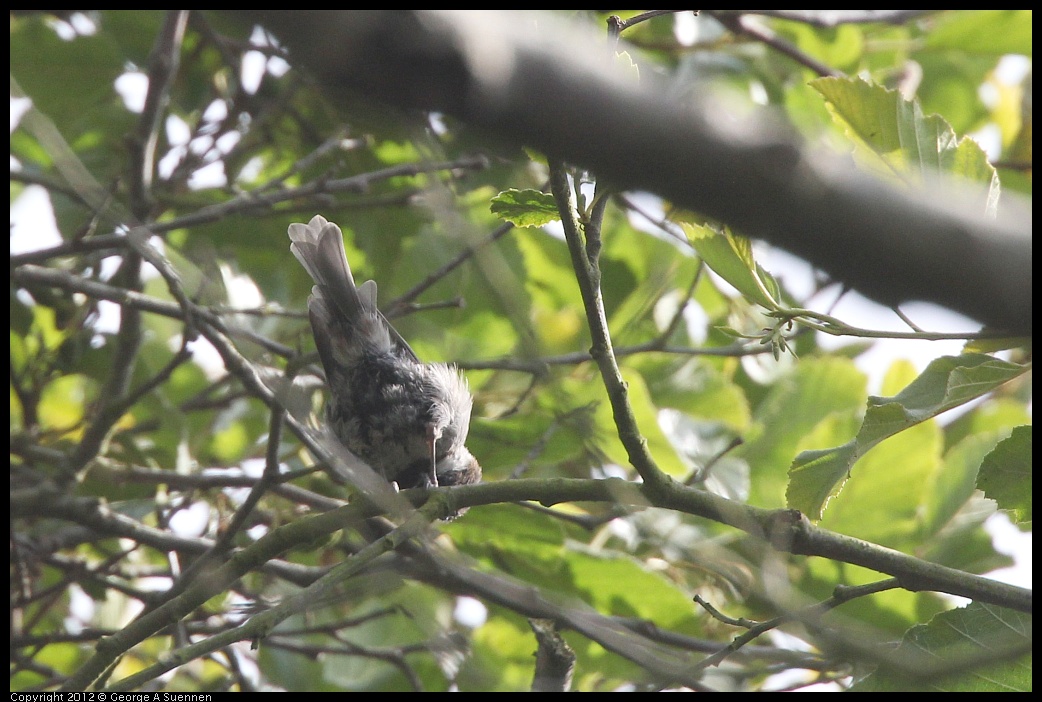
xmin=529 ymin=619 xmax=576 ymax=692
xmin=27 ymin=473 xmax=1029 ymax=690
xmin=243 ymin=10 xmax=1031 ymax=333
xmin=405 ymin=478 xmax=1034 ymax=615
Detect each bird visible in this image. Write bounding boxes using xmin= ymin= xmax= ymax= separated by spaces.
xmin=288 ymin=215 xmax=482 ymax=492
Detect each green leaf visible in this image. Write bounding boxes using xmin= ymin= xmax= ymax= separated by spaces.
xmin=924 ymin=10 xmax=1032 ymax=56
xmin=810 ymin=76 xmax=1000 ymax=214
xmin=39 ymin=373 xmax=91 ymax=434
xmin=774 ymin=22 xmax=866 ymax=74
xmin=742 ymin=357 xmax=867 ymax=509
xmin=568 ymin=551 xmax=697 ymax=629
xmin=977 ymin=425 xmax=1032 ymax=526
xmin=798 ymin=556 xmax=946 ymax=638
xmin=449 ymin=504 xmax=573 ymax=586
xmin=921 ymin=430 xmax=1007 ymax=540
xmin=786 ymin=442 xmax=857 ymax=522
xmin=818 ymin=416 xmax=940 ymax=549
xmin=636 ymin=357 xmax=751 ymax=432
xmin=10 ymin=17 xmax=125 ymax=137
xmin=680 ymin=222 xmax=779 ymax=310
xmin=601 ymin=214 xmax=700 ymax=341
xmin=464 ymin=612 xmax=548 ymax=691
xmin=853 ymin=603 xmax=1032 ymax=692
xmin=490 ymin=189 xmax=560 ymax=227
xmin=963 ymin=334 xmax=1034 ymax=355
xmin=789 ymin=354 xmax=1029 ymax=519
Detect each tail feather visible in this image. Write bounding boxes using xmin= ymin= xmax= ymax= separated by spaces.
xmin=289 ymin=215 xmax=367 ymax=325
xmin=289 ymin=215 xmax=418 ymax=361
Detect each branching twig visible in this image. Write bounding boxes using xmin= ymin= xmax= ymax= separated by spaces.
xmin=16 ymin=472 xmax=1032 ymax=690
xmin=11 ymin=155 xmax=491 ymax=269
xmin=127 ymin=11 xmax=189 ymax=218
xmin=550 ymin=162 xmax=672 ymax=493
xmin=12 ymin=264 xmax=294 ymax=358
xmin=709 ymin=12 xmax=843 ymax=78
xmin=100 ymin=508 xmax=439 ymax=692
xmin=735 ymin=10 xmax=936 ymax=28
xmin=386 ymin=220 xmax=514 ymax=317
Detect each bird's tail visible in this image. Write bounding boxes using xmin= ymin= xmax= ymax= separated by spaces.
xmin=289 ymin=215 xmax=368 ymax=323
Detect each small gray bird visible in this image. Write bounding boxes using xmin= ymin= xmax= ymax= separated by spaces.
xmin=289 ymin=215 xmax=481 ymax=490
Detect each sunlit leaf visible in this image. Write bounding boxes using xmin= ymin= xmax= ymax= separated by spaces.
xmin=790 ymin=354 xmax=1029 ymax=519
xmin=811 ymin=76 xmax=1000 ymax=214
xmin=853 ymin=603 xmax=1032 ymax=691
xmin=680 ymin=221 xmax=779 ymax=310
xmin=977 ymin=425 xmax=1032 ymax=526
xmin=490 ymin=189 xmax=561 ymax=227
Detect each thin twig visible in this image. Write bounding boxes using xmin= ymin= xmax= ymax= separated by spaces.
xmin=709 ymin=12 xmax=843 ymax=78
xmin=738 ymin=10 xmax=936 ymax=28
xmin=11 ymin=155 xmax=491 ymax=269
xmin=127 ymin=11 xmax=189 ymax=218
xmin=385 ymin=220 xmax=514 ymax=316
xmin=550 ymin=162 xmax=671 ymax=493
